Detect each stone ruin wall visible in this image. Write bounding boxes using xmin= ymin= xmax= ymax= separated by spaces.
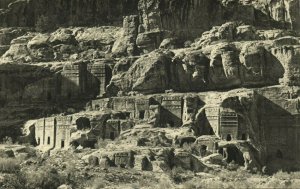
xmin=35 ymin=118 xmax=44 ymax=146
xmin=35 ymin=115 xmax=80 ymax=150
xmin=44 ymin=117 xmax=56 ymax=150
xmin=55 ymin=116 xmax=72 ymax=149
xmin=35 ymin=117 xmax=56 ymax=150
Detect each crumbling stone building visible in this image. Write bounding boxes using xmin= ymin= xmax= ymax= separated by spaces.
xmin=55 ymin=116 xmax=72 ymax=149
xmin=35 ymin=117 xmax=57 ymax=150
xmin=35 ymin=115 xmax=83 ymax=150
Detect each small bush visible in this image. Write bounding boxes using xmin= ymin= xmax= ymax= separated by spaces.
xmin=289 ymin=171 xmax=300 ymax=179
xmin=169 ymin=166 xmax=195 ymax=184
xmin=24 ymin=167 xmax=66 ymax=189
xmin=182 ymin=182 xmax=197 ymax=189
xmin=226 ymin=161 xmax=239 ymax=171
xmin=1 ymin=173 xmax=26 ymax=189
xmin=0 ymin=158 xmax=20 ymax=173
xmin=157 ymin=176 xmax=174 ymax=189
xmin=273 ymin=170 xmax=290 ymax=180
xmin=88 ymin=177 xmax=106 ymax=189
xmin=2 ymin=136 xmax=13 ymax=144
xmin=95 ymin=138 xmax=108 ymax=149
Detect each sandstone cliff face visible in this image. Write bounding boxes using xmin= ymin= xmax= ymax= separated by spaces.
xmin=137 ymin=0 xmax=300 ymax=39
xmin=138 ymin=0 xmax=254 ymax=38
xmin=1 ymin=0 xmax=299 ymax=37
xmin=268 ymin=0 xmax=300 ymax=30
xmin=0 ymin=0 xmax=138 ymax=27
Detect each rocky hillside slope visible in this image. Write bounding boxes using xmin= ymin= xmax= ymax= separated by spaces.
xmin=0 ymin=0 xmax=300 ymax=178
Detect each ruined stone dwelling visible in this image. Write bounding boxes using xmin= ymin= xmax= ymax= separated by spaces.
xmin=35 ymin=116 xmax=72 ymax=150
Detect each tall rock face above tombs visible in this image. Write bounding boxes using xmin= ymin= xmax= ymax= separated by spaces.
xmin=0 ymin=0 xmax=139 ymax=27
xmin=0 ymin=0 xmax=299 ymax=37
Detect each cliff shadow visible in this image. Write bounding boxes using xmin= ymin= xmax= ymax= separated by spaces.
xmin=257 ymin=94 xmax=298 ymax=171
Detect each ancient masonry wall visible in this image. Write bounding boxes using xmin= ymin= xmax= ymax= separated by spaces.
xmin=35 ymin=116 xmax=71 ymax=150
xmin=161 ymin=96 xmax=183 ymax=127
xmin=36 ymin=86 xmax=300 ymax=163
xmin=92 ymin=94 xmax=246 ymax=134
xmin=55 ymin=116 xmax=72 ymax=149
xmin=92 ymin=95 xmax=184 ymax=127
xmin=35 ymin=118 xmax=45 ymax=146
xmin=44 ymin=117 xmax=56 ymax=149
xmin=205 ymin=106 xmax=220 ymax=136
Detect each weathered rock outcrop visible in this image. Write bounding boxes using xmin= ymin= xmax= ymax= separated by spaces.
xmin=107 ymin=36 xmax=299 ymax=95
xmin=192 ymin=22 xmax=261 ymax=48
xmin=107 ymin=50 xmax=173 ymax=95
xmin=112 ymin=15 xmax=139 ymax=56
xmin=1 ymin=27 xmax=121 ymax=62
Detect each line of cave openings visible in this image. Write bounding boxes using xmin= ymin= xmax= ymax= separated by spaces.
xmin=225 ymin=133 xmax=247 ymax=141
xmin=36 ymin=136 xmax=52 ymax=146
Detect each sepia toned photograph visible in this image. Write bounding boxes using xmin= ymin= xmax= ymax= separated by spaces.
xmin=0 ymin=0 xmax=300 ymax=188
